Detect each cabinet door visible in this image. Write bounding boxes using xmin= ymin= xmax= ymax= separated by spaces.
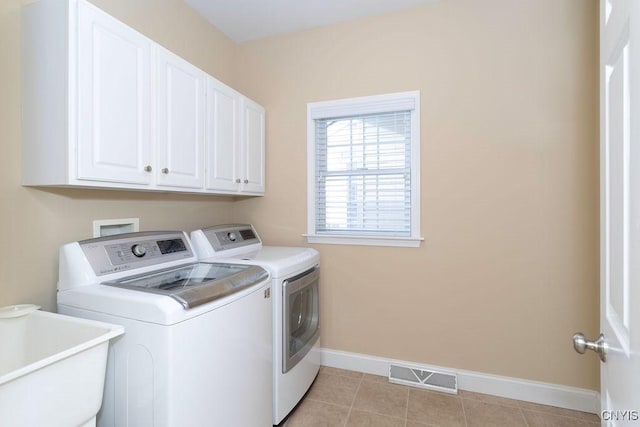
xmin=156 ymin=48 xmax=205 ymax=189
xmin=240 ymin=98 xmax=265 ymax=194
xmin=76 ymin=0 xmax=152 ymax=184
xmin=205 ymin=78 xmax=240 ymax=192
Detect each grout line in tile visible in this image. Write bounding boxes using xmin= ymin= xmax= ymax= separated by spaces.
xmin=342 ymin=372 xmax=363 ymax=427
xmin=303 ymin=396 xmax=351 ymax=409
xmin=519 ymin=407 xmax=530 ymax=427
xmin=459 ymin=394 xmax=521 ymax=409
xmin=520 ymin=408 xmax=599 ymax=424
xmin=460 ymin=395 xmax=469 ymax=427
xmin=403 ymin=385 xmax=410 ymax=427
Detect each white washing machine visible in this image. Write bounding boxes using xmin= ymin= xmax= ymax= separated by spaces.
xmin=57 ymin=231 xmax=273 ymax=427
xmin=190 ymin=225 xmax=320 ymax=425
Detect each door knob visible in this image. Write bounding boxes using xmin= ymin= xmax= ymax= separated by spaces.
xmin=162 ymin=168 xmax=169 ymax=174
xmin=572 ymin=332 xmax=607 ymax=362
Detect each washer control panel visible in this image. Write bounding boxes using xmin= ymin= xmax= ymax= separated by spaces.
xmin=80 ymin=231 xmax=193 ymax=276
xmin=131 ymin=244 xmax=147 ymax=258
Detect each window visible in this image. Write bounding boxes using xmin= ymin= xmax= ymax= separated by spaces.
xmin=306 ymin=91 xmax=422 ymax=247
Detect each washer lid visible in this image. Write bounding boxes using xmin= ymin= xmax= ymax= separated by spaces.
xmin=102 ymin=262 xmax=268 ymax=309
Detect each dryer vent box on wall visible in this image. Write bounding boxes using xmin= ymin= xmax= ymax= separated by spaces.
xmin=388 ymin=363 xmax=458 ymax=394
xmin=93 ymin=218 xmax=140 ymax=238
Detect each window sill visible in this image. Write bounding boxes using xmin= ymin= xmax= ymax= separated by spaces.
xmin=303 ymin=234 xmax=424 ymax=248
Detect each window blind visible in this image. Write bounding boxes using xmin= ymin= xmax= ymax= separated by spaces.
xmin=314 ymin=111 xmax=412 ymax=236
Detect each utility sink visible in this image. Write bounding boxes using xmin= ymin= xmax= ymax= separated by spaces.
xmin=0 ymin=305 xmax=124 ymax=427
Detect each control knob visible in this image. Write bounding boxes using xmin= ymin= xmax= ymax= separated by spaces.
xmin=131 ymin=244 xmax=147 ymax=258
xmin=227 ymin=232 xmax=237 ymax=242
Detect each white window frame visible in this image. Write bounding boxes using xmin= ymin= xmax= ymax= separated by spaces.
xmin=305 ymin=91 xmax=423 ymax=247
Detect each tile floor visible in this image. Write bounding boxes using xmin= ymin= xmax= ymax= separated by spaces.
xmin=280 ymin=367 xmax=601 ymax=427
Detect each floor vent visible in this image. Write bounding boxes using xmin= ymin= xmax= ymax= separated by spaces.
xmin=388 ymin=363 xmax=458 ymax=394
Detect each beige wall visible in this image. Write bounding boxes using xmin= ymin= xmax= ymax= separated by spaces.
xmin=1 ymin=0 xmax=599 ymax=392
xmin=0 ymin=0 xmax=238 ymax=311
xmin=233 ymin=0 xmax=600 ymax=390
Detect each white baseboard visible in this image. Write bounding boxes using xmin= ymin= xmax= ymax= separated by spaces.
xmin=320 ymin=348 xmax=600 ymax=414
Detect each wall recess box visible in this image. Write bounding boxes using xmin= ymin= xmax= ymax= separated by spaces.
xmin=93 ymin=218 xmax=140 ymax=237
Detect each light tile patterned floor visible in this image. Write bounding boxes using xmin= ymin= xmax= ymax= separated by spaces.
xmin=280 ymin=367 xmax=600 ymax=427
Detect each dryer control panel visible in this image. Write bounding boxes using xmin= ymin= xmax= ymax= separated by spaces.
xmin=201 ymin=224 xmax=262 ymax=252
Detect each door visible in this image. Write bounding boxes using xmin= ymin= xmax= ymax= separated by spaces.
xmin=156 ymin=48 xmax=205 ymax=189
xmin=240 ymin=98 xmax=266 ymax=194
xmin=205 ymin=77 xmax=240 ymax=192
xmin=76 ymin=0 xmax=152 ymax=184
xmin=600 ymin=0 xmax=640 ymax=421
xmin=283 ymin=267 xmax=320 ymax=373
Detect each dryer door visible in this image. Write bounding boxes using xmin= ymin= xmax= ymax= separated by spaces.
xmin=283 ymin=267 xmax=320 ymax=373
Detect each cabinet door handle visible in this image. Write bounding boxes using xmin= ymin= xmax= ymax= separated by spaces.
xmin=162 ymin=168 xmax=169 ymax=174
xmin=236 ymin=178 xmax=241 ymax=183
xmin=144 ymin=165 xmax=152 ymax=172
xmin=244 ymin=179 xmax=249 ymax=184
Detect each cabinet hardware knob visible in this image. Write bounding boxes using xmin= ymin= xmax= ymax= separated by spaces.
xmin=144 ymin=165 xmax=152 ymax=172
xmin=236 ymin=178 xmax=241 ymax=183
xmin=244 ymin=179 xmax=249 ymax=184
xmin=162 ymin=168 xmax=169 ymax=174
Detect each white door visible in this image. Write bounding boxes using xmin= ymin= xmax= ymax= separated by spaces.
xmin=598 ymin=0 xmax=640 ymax=422
xmin=76 ymin=0 xmax=152 ymax=184
xmin=205 ymin=77 xmax=240 ymax=192
xmin=156 ymin=48 xmax=205 ymax=189
xmin=240 ymin=98 xmax=266 ymax=194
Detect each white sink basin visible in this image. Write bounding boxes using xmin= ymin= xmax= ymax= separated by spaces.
xmin=0 ymin=306 xmax=124 ymax=427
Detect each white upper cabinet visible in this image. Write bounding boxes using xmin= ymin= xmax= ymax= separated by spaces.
xmin=205 ymin=77 xmax=240 ymax=192
xmin=22 ymin=0 xmax=264 ymax=196
xmin=76 ymin=0 xmax=152 ymax=185
xmin=240 ymin=98 xmax=266 ymax=194
xmin=205 ymin=78 xmax=265 ymax=195
xmin=156 ymin=48 xmax=206 ymax=189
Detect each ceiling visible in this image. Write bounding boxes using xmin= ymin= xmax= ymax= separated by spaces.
xmin=184 ymin=0 xmax=439 ymax=43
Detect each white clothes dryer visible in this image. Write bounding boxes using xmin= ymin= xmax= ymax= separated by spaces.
xmin=191 ymin=224 xmax=320 ymax=425
xmin=57 ymin=231 xmax=273 ymax=427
